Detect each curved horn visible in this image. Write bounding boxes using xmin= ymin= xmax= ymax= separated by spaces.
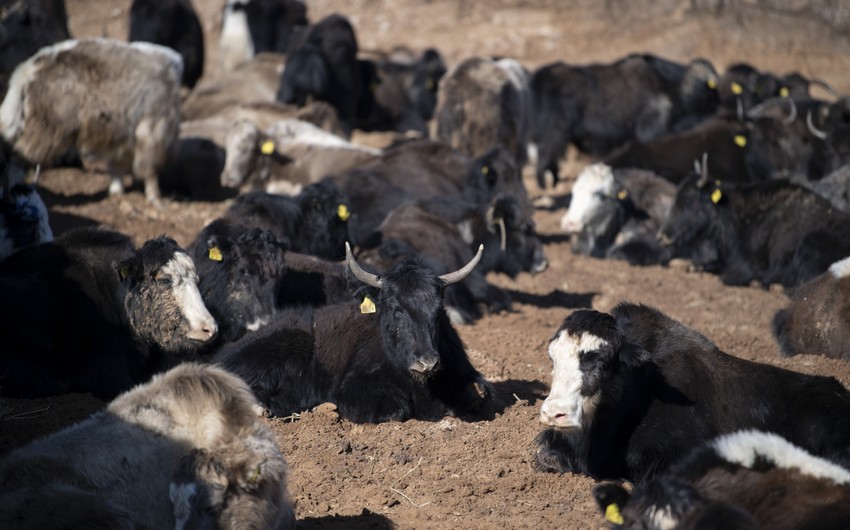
xmin=439 ymin=244 xmax=484 ymax=285
xmin=806 ymin=110 xmax=828 ymax=140
xmin=746 ymin=96 xmax=797 ymax=125
xmin=695 ymin=152 xmax=709 ymax=188
xmin=345 ymin=242 xmax=382 ymax=288
xmin=810 ymin=78 xmax=840 ymax=98
xmin=782 ymin=97 xmax=797 ymax=126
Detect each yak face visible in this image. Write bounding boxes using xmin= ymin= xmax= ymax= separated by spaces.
xmin=561 ymin=163 xmax=618 ymax=234
xmin=120 ymin=237 xmax=217 ymax=352
xmin=464 ymin=146 xmax=528 ymax=207
xmin=374 ymin=259 xmax=444 ymax=378
xmin=484 ymin=194 xmax=547 ymax=277
xmin=194 ymin=221 xmax=287 ymax=343
xmin=540 ymin=310 xmax=622 ymax=430
xmin=293 ymin=178 xmax=349 ymax=260
xmin=658 ymin=174 xmax=727 ymax=254
xmin=221 ymin=119 xmax=263 ymax=189
xmin=678 ymin=58 xmax=720 ymax=118
xmin=408 ymin=48 xmax=447 ymax=122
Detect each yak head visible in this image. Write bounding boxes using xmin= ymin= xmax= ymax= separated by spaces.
xmin=119 ymin=236 xmax=218 ymax=352
xmin=345 ymin=242 xmax=482 ymax=378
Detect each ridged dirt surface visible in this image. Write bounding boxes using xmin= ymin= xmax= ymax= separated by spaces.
xmin=3 ymin=1 xmax=850 ymax=529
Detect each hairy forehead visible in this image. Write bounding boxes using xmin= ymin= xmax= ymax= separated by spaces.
xmin=549 ymin=330 xmax=609 ymax=358
xmin=162 ymin=251 xmax=197 ymax=278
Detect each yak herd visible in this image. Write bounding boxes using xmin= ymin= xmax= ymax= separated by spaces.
xmin=2 ymin=0 xmax=850 ymax=528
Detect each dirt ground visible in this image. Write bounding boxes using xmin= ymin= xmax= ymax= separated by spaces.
xmin=3 ymin=1 xmax=850 ymax=528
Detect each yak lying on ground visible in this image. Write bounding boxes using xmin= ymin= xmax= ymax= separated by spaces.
xmin=0 ymin=227 xmax=217 ymax=400
xmin=221 ymin=117 xmax=379 ymax=194
xmin=0 ymin=363 xmax=295 ymax=530
xmin=535 ymin=303 xmax=850 ymax=482
xmin=593 ymin=430 xmax=850 ymax=530
xmin=658 ymin=167 xmax=850 ymax=287
xmin=560 ymin=163 xmax=676 ymax=265
xmin=435 ymin=56 xmax=531 ymax=167
xmin=337 ymin=141 xmax=528 ymax=245
xmin=772 ymin=254 xmax=850 ymax=360
xmin=0 ymin=38 xmax=183 ymax=202
xmin=356 ymin=47 xmax=447 ymax=135
xmin=215 ymin=243 xmax=493 ymax=423
xmin=128 ymin=0 xmax=204 ymax=89
xmin=277 ymin=14 xmax=364 ymax=135
xmin=529 ymin=54 xmax=719 ymax=188
xmin=190 ymin=220 xmax=288 ymax=344
xmin=223 ymin=178 xmax=349 ymax=261
xmin=359 ymin=194 xmax=547 ymax=323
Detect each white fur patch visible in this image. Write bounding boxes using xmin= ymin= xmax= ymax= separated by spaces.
xmin=170 ymin=481 xmax=197 ymax=530
xmin=456 ymin=220 xmax=474 ymax=244
xmin=540 ymin=330 xmax=608 ymax=428
xmin=268 ymin=119 xmax=380 ymax=153
xmin=219 ymin=1 xmax=254 ymax=72
xmin=162 ymin=252 xmax=218 ymax=340
xmin=560 ymin=163 xmax=616 ymax=233
xmin=829 ymin=255 xmax=850 ymax=279
xmin=713 ymin=430 xmax=850 ymax=485
xmin=647 ymin=505 xmax=678 ymax=530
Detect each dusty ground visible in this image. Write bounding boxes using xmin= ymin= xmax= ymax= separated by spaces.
xmin=3 ymin=1 xmax=850 ymax=528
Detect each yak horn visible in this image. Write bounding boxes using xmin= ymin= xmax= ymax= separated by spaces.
xmin=782 ymin=97 xmax=797 ymax=125
xmin=810 ymin=78 xmax=840 ymax=98
xmin=485 ymin=206 xmax=508 ymax=252
xmin=695 ymin=152 xmax=709 ymax=188
xmin=439 ymin=244 xmax=484 ymax=285
xmin=806 ymin=110 xmax=828 ymax=140
xmin=747 ymin=97 xmax=797 ymax=125
xmin=345 ymin=242 xmax=382 ymax=288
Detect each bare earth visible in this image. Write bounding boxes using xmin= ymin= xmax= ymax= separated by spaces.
xmin=3 ymin=1 xmax=850 ymax=528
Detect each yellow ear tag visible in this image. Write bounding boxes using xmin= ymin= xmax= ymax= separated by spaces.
xmin=337 ymin=204 xmax=350 ymax=221
xmin=260 ymin=140 xmax=276 ymax=155
xmin=706 ymin=78 xmax=717 ymax=89
xmin=425 ymin=78 xmax=435 ymax=91
xmin=617 ymin=189 xmax=628 ymax=200
xmin=360 ymin=296 xmax=376 ymax=314
xmin=711 ymin=188 xmax=723 ymax=204
xmin=605 ymin=503 xmax=624 ymax=525
xmin=780 ymin=86 xmax=790 ymax=98
xmin=731 ymin=82 xmax=743 ymax=95
xmin=119 ymin=266 xmax=130 ymax=280
xmin=481 ymin=165 xmax=489 ymax=175
xmin=208 ymin=246 xmax=223 ymax=261
xmin=734 ymin=134 xmax=747 ymax=148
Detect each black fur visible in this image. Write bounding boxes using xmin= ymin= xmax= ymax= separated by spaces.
xmin=536 ymin=303 xmax=850 ymax=481
xmin=214 ymin=256 xmax=492 ymax=423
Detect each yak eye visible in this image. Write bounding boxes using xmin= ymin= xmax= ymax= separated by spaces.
xmin=157 ymin=276 xmax=173 ymax=286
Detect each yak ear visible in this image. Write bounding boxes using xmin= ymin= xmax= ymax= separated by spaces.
xmin=592 ymin=482 xmax=630 ymax=526
xmin=115 ymin=256 xmax=141 ymax=286
xmin=617 ymin=340 xmax=650 ymax=369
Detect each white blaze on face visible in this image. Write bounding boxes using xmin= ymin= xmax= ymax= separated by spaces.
xmin=163 ymin=252 xmax=218 ymax=341
xmin=540 ymin=330 xmax=608 ymax=429
xmin=560 ymin=163 xmax=616 ymax=233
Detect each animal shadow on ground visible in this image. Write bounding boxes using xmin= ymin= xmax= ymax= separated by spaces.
xmin=37 ymin=184 xmax=108 ymax=207
xmin=492 ymin=379 xmax=550 ymax=407
xmin=506 ymin=289 xmax=596 ymax=310
xmin=297 ymin=509 xmax=396 ymax=529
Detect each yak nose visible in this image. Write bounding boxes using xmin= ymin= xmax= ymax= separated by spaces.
xmin=531 ymin=252 xmax=549 ymax=275
xmin=539 ymin=400 xmax=582 ymax=429
xmin=410 ymin=355 xmax=439 ymax=373
xmin=187 ymin=320 xmax=218 ymax=342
